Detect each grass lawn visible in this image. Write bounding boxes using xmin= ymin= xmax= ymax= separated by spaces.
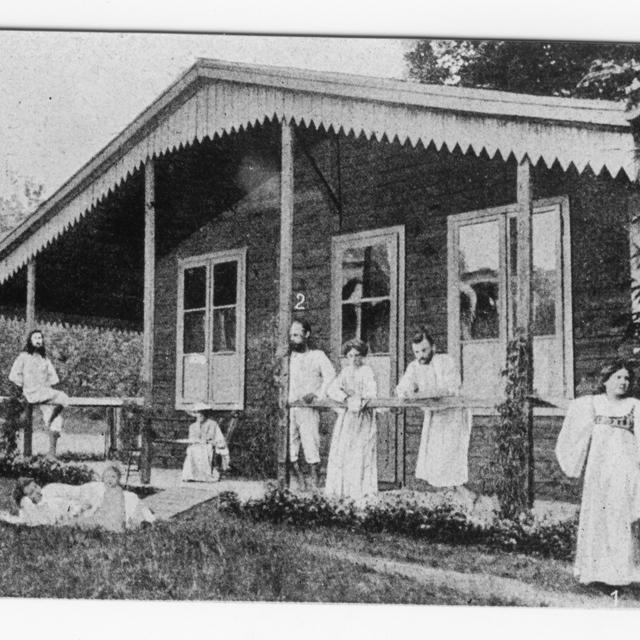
xmin=0 ymin=478 xmax=636 ymax=605
xmin=0 ymin=504 xmax=507 ymax=604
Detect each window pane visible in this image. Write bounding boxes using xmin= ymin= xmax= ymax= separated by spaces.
xmin=184 ymin=266 xmax=206 ymax=310
xmin=460 ymin=282 xmax=499 ymax=340
xmin=508 ymin=216 xmax=518 ymax=333
xmin=341 ymin=243 xmax=390 ymax=301
xmin=342 ymin=303 xmax=358 ymax=343
xmin=459 ymin=221 xmax=499 ymax=340
xmin=183 ymin=311 xmax=205 ymax=353
xmin=182 ymin=354 xmax=207 ymax=402
xmin=507 ymin=212 xmax=558 ymax=336
xmin=362 ymin=300 xmax=390 ymax=353
xmin=212 ymin=307 xmax=236 ymax=352
xmin=213 ymin=261 xmax=237 ymax=306
xmin=533 ymin=210 xmax=558 ymax=335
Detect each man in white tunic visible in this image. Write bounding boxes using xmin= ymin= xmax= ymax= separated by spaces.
xmin=9 ymin=329 xmax=69 ymax=457
xmin=288 ymin=320 xmax=336 ymax=490
xmin=396 ymin=328 xmax=471 ymax=487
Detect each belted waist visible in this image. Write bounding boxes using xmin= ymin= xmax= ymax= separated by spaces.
xmin=594 ymin=414 xmax=634 ymax=433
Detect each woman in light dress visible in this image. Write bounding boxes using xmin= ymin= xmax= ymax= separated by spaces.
xmin=556 ymin=359 xmax=640 ymax=587
xmin=182 ymin=403 xmax=230 ymax=482
xmin=324 ymin=339 xmax=377 ymax=503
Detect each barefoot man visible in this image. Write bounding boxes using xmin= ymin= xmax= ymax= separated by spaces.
xmin=9 ymin=329 xmax=69 ymax=457
xmin=288 ymin=320 xmax=335 ymax=490
xmin=396 ymin=327 xmax=471 ymax=488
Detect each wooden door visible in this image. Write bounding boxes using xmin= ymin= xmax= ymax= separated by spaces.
xmin=332 ymin=226 xmax=405 ymax=484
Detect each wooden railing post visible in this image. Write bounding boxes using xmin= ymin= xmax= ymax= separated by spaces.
xmin=22 ymin=404 xmax=33 ymax=457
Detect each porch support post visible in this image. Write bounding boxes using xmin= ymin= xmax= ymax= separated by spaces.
xmin=277 ymin=118 xmax=294 ymax=487
xmin=26 ymin=259 xmax=36 ymax=331
xmin=516 ymin=156 xmax=535 ymax=509
xmin=21 ymin=258 xmax=36 ymax=456
xmin=141 ymin=157 xmax=156 ymax=485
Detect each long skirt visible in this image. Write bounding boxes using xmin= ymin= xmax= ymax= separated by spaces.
xmin=182 ymin=443 xmax=217 ymax=482
xmin=415 ymin=408 xmax=471 ymax=487
xmin=324 ymin=409 xmax=377 ymax=503
xmin=574 ymin=425 xmax=640 ymax=585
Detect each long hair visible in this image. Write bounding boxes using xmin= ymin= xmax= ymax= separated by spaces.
xmin=598 ymin=359 xmax=636 ymax=394
xmin=24 ymin=329 xmax=46 ymax=357
xmin=12 ymin=477 xmax=36 ymax=507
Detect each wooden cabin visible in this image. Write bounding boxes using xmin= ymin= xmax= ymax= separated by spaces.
xmin=1 ymin=59 xmax=639 ymax=499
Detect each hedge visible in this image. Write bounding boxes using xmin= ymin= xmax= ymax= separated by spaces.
xmin=0 ymin=455 xmax=96 ymax=486
xmin=218 ymin=487 xmax=579 ymax=562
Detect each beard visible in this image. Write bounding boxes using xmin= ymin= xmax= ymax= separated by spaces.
xmin=289 ymin=341 xmax=308 ymax=353
xmin=418 ymin=353 xmax=434 ymax=365
xmin=30 ymin=345 xmax=46 ymax=357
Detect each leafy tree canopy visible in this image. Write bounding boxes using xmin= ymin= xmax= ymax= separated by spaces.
xmin=405 ymin=40 xmax=640 ymax=101
xmin=0 ymin=170 xmax=45 ymax=238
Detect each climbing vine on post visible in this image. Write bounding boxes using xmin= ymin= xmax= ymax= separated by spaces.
xmin=494 ymin=331 xmax=534 ymax=518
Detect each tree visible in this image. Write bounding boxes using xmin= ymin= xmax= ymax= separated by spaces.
xmin=405 ymin=40 xmax=640 ymax=101
xmin=0 ymin=170 xmax=45 ymax=238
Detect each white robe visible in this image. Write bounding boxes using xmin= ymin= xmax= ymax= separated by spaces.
xmin=16 ymin=482 xmax=155 ymax=529
xmin=9 ymin=352 xmax=69 ymax=432
xmin=556 ymin=395 xmax=640 ymax=585
xmin=182 ymin=418 xmax=230 ymax=482
xmin=397 ymin=355 xmax=471 ymax=487
xmin=325 ymin=365 xmax=378 ymax=502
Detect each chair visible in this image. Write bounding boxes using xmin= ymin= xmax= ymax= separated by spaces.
xmin=210 ymin=412 xmax=239 ymax=476
xmin=118 ymin=433 xmax=142 ymax=489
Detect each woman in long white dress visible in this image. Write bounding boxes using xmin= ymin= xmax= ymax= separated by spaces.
xmin=324 ymin=339 xmax=378 ymax=503
xmin=182 ymin=403 xmax=230 ymax=482
xmin=556 ymin=359 xmax=640 ymax=586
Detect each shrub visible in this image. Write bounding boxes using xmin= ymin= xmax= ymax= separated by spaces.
xmin=0 ymin=454 xmax=95 ymax=485
xmin=229 ymin=340 xmax=279 ymax=478
xmin=218 ymin=487 xmax=578 ymax=562
xmin=0 ymin=389 xmax=25 ymax=457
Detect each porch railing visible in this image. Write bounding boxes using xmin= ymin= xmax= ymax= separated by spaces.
xmin=0 ymin=396 xmax=144 ymax=457
xmin=288 ymin=395 xmax=570 ymax=411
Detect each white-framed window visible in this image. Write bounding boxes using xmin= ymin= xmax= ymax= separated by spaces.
xmin=447 ymin=196 xmax=573 ymax=403
xmin=175 ymin=248 xmax=246 ymax=410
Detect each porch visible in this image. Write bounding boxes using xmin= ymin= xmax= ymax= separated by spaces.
xmin=0 ymin=59 xmax=639 ymax=499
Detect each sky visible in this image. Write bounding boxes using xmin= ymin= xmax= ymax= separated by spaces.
xmin=0 ymin=32 xmax=411 ymax=203
xmin=3 ymin=0 xmax=640 ymax=209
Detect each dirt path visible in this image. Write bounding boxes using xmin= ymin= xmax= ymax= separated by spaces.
xmin=304 ymin=544 xmax=627 ymax=608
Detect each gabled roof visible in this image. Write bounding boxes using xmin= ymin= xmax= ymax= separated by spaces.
xmin=0 ymin=57 xmax=637 ymax=283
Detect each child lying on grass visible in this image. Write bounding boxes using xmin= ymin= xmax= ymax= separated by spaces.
xmin=0 ymin=465 xmax=155 ymax=531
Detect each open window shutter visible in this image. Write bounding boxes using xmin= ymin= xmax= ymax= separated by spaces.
xmin=179 ymin=263 xmax=209 ymax=403
xmin=209 ymin=251 xmax=245 ymax=409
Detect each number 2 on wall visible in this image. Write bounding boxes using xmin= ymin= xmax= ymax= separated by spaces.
xmin=294 ymin=293 xmax=307 ymax=310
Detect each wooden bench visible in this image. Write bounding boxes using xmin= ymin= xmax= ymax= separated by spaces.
xmin=0 ymin=395 xmax=144 ymax=456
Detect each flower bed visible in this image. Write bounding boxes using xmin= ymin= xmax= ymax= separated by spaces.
xmin=218 ymin=486 xmax=579 ymax=562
